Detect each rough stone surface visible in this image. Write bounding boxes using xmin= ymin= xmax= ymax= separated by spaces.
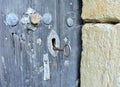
xmin=81 ymin=23 xmax=120 ymax=87
xmin=81 ymin=0 xmax=120 ymax=23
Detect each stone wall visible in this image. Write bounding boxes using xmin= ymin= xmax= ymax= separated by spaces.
xmin=81 ymin=0 xmax=120 ymax=87
xmin=82 ymin=0 xmax=120 ymax=23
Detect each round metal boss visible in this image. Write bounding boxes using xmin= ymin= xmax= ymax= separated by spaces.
xmin=6 ymin=13 xmax=19 ymax=26
xmin=43 ymin=13 xmax=52 ymax=25
xmin=67 ymin=17 xmax=74 ymax=27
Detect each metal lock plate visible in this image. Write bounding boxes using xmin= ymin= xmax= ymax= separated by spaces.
xmin=47 ymin=30 xmax=60 ymax=57
xmin=6 ymin=13 xmax=19 ymax=26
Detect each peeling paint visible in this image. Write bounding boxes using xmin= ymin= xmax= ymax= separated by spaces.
xmin=21 ymin=8 xmax=41 ymax=31
xmin=1 ymin=56 xmax=7 ymax=73
xmin=76 ymin=79 xmax=79 ymax=87
xmin=64 ymin=60 xmax=70 ymax=66
xmin=39 ymin=66 xmax=44 ymax=73
xmin=5 ymin=37 xmax=8 ymax=40
xmin=21 ymin=16 xmax=30 ymax=25
xmin=70 ymin=2 xmax=73 ymax=5
xmin=48 ymin=25 xmax=52 ymax=29
xmin=25 ymin=79 xmax=29 ymax=83
xmin=1 ymin=56 xmax=5 ymax=64
xmin=25 ymin=8 xmax=36 ymax=15
xmin=36 ymin=38 xmax=42 ymax=45
xmin=64 ymin=37 xmax=68 ymax=43
xmin=27 ymin=23 xmax=37 ymax=31
xmin=43 ymin=54 xmax=50 ymax=80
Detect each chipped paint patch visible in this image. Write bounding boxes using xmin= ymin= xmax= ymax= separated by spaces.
xmin=21 ymin=16 xmax=30 ymax=25
xmin=70 ymin=2 xmax=73 ymax=5
xmin=35 ymin=66 xmax=44 ymax=74
xmin=21 ymin=8 xmax=41 ymax=31
xmin=25 ymin=8 xmax=36 ymax=15
xmin=36 ymin=38 xmax=42 ymax=45
xmin=64 ymin=37 xmax=68 ymax=43
xmin=27 ymin=24 xmax=37 ymax=31
xmin=48 ymin=25 xmax=52 ymax=29
xmin=64 ymin=60 xmax=70 ymax=66
xmin=1 ymin=56 xmax=7 ymax=73
xmin=1 ymin=56 xmax=5 ymax=64
xmin=76 ymin=79 xmax=80 ymax=87
xmin=5 ymin=37 xmax=8 ymax=40
xmin=39 ymin=66 xmax=44 ymax=73
xmin=25 ymin=79 xmax=30 ymax=83
xmin=43 ymin=54 xmax=50 ymax=80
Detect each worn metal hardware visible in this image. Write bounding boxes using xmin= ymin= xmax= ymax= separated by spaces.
xmin=52 ymin=38 xmax=71 ymax=57
xmin=6 ymin=13 xmax=19 ymax=26
xmin=47 ymin=30 xmax=60 ymax=57
xmin=43 ymin=13 xmax=52 ymax=25
xmin=66 ymin=17 xmax=74 ymax=27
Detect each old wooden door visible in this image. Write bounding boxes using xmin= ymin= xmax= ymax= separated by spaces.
xmin=0 ymin=0 xmax=82 ymax=87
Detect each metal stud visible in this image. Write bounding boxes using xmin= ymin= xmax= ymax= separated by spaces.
xmin=43 ymin=13 xmax=52 ymax=25
xmin=6 ymin=13 xmax=19 ymax=26
xmin=66 ymin=17 xmax=74 ymax=27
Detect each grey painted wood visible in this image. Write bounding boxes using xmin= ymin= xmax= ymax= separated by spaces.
xmin=0 ymin=0 xmax=82 ymax=87
xmin=59 ymin=0 xmax=82 ymax=87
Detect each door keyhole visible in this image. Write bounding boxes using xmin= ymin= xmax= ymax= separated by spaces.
xmin=52 ymin=38 xmax=64 ymax=51
xmin=52 ymin=38 xmax=56 ymax=49
xmin=51 ymin=38 xmax=71 ymax=57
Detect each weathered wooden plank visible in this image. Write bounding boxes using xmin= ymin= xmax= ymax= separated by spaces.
xmin=0 ymin=0 xmax=31 ymax=87
xmin=30 ymin=0 xmax=61 ymax=87
xmin=59 ymin=0 xmax=82 ymax=87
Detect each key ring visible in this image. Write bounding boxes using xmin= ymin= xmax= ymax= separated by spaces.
xmin=52 ymin=41 xmax=72 ymax=57
xmin=63 ymin=43 xmax=72 ymax=57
